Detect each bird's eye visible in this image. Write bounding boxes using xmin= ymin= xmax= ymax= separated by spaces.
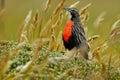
xmin=72 ymin=9 xmax=75 ymax=11
xmin=71 ymin=9 xmax=77 ymax=13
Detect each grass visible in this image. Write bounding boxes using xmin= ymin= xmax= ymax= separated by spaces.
xmin=0 ymin=0 xmax=120 ymax=80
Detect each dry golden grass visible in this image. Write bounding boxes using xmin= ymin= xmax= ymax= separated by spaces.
xmin=0 ymin=0 xmax=5 ymax=20
xmin=0 ymin=1 xmax=120 ymax=80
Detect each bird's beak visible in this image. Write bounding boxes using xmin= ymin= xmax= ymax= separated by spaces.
xmin=63 ymin=8 xmax=71 ymax=12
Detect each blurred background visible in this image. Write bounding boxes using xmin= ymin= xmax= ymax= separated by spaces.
xmin=0 ymin=0 xmax=120 ymax=40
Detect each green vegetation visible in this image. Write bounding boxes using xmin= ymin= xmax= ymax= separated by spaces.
xmin=0 ymin=0 xmax=120 ymax=80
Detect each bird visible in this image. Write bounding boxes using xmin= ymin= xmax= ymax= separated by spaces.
xmin=62 ymin=8 xmax=90 ymax=60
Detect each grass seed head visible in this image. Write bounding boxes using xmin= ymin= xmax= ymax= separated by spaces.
xmin=53 ymin=0 xmax=65 ymax=16
xmin=109 ymin=19 xmax=120 ymax=43
xmin=80 ymin=3 xmax=92 ymax=15
xmin=94 ymin=12 xmax=106 ymax=28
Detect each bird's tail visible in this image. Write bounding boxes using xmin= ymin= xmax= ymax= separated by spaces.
xmin=77 ymin=43 xmax=90 ymax=60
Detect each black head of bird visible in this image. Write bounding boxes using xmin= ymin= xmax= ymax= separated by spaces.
xmin=64 ymin=8 xmax=80 ymax=21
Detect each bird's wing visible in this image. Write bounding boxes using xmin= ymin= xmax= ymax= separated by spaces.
xmin=72 ymin=23 xmax=89 ymax=50
xmin=72 ymin=24 xmax=90 ymax=59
